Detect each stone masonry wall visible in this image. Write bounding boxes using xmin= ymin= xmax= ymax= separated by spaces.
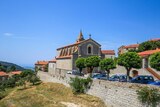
xmin=45 ymin=71 xmax=160 ymax=107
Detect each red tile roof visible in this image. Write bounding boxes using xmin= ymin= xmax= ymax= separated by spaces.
xmin=138 ymin=49 xmax=160 ymax=57
xmin=0 ymin=71 xmax=8 ymax=76
xmin=150 ymin=38 xmax=160 ymax=42
xmin=49 ymin=59 xmax=56 ymax=63
xmin=35 ymin=61 xmax=48 ymax=65
xmin=101 ymin=50 xmax=115 ymax=55
xmin=56 ymin=55 xmax=72 ymax=59
xmin=57 ymin=38 xmax=101 ymax=50
xmin=57 ymin=42 xmax=80 ymax=50
xmin=124 ymin=44 xmax=139 ymax=49
xmin=11 ymin=71 xmax=22 ymax=75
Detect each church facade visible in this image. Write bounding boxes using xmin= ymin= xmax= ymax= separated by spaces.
xmin=48 ymin=31 xmax=115 ymax=75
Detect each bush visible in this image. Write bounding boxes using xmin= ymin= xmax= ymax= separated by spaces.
xmin=137 ymin=87 xmax=160 ymax=107
xmin=29 ymin=74 xmax=41 ymax=85
xmin=69 ymin=77 xmax=92 ymax=94
xmin=0 ymin=90 xmax=7 ymax=100
xmin=2 ymin=77 xmax=16 ymax=88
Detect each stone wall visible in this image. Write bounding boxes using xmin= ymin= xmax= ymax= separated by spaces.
xmin=47 ymin=71 xmax=160 ymax=107
xmin=56 ymin=58 xmax=72 ymax=70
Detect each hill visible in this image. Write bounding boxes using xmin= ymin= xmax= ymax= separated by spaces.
xmin=0 ymin=61 xmax=25 ymax=71
xmin=0 ymin=82 xmax=106 ymax=107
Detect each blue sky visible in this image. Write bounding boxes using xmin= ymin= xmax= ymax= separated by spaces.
xmin=0 ymin=0 xmax=160 ymax=67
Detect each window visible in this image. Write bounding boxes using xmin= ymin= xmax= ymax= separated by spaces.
xmin=88 ymin=46 xmax=91 ymax=54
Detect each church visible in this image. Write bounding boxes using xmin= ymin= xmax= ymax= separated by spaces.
xmin=48 ymin=31 xmax=115 ymax=75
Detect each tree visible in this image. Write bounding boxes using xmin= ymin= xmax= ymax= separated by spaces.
xmin=76 ymin=58 xmax=85 ymax=75
xmin=99 ymin=58 xmax=116 ymax=79
xmin=9 ymin=65 xmax=16 ymax=71
xmin=0 ymin=65 xmax=7 ymax=72
xmin=20 ymin=69 xmax=34 ymax=78
xmin=150 ymin=52 xmax=160 ymax=71
xmin=117 ymin=52 xmax=142 ymax=81
xmin=85 ymin=56 xmax=100 ymax=74
xmin=138 ymin=41 xmax=158 ymax=52
xmin=29 ymin=74 xmax=41 ymax=85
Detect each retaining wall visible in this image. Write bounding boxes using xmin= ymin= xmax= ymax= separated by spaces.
xmin=39 ymin=71 xmax=160 ymax=107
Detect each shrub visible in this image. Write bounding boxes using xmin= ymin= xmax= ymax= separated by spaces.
xmin=137 ymin=87 xmax=160 ymax=107
xmin=29 ymin=74 xmax=41 ymax=85
xmin=0 ymin=90 xmax=7 ymax=100
xmin=69 ymin=77 xmax=92 ymax=94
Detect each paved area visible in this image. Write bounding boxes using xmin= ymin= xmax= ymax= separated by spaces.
xmin=37 ymin=71 xmax=69 ymax=87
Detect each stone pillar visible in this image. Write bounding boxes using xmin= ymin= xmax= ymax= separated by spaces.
xmin=142 ymin=58 xmax=145 ymax=68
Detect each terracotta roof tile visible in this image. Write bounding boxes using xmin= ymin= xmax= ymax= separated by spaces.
xmin=11 ymin=71 xmax=22 ymax=75
xmin=124 ymin=44 xmax=139 ymax=49
xmin=35 ymin=61 xmax=48 ymax=65
xmin=150 ymin=38 xmax=160 ymax=42
xmin=101 ymin=50 xmax=115 ymax=55
xmin=0 ymin=71 xmax=8 ymax=76
xmin=57 ymin=42 xmax=80 ymax=50
xmin=138 ymin=49 xmax=160 ymax=57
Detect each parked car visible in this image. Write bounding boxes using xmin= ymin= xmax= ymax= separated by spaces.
xmin=92 ymin=73 xmax=108 ymax=80
xmin=109 ymin=74 xmax=119 ymax=81
xmin=109 ymin=74 xmax=132 ymax=82
xmin=130 ymin=75 xmax=154 ymax=84
xmin=67 ymin=70 xmax=84 ymax=76
xmin=148 ymin=80 xmax=160 ymax=86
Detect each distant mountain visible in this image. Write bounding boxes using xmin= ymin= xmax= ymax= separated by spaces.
xmin=0 ymin=61 xmax=25 ymax=71
xmin=23 ymin=66 xmax=34 ymax=70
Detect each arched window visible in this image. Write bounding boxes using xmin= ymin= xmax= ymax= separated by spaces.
xmin=88 ymin=46 xmax=91 ymax=54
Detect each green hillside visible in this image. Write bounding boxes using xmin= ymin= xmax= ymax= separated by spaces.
xmin=0 ymin=61 xmax=25 ymax=71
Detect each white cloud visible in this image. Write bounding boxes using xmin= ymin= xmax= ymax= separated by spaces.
xmin=3 ymin=32 xmax=13 ymax=37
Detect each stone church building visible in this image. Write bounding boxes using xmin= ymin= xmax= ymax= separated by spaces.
xmin=48 ymin=31 xmax=115 ymax=75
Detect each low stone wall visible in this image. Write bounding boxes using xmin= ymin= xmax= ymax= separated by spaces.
xmin=39 ymin=71 xmax=160 ymax=107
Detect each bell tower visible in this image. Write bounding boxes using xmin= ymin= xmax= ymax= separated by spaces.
xmin=76 ymin=30 xmax=85 ymax=42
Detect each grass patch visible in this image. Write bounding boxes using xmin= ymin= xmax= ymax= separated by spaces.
xmin=0 ymin=82 xmax=106 ymax=107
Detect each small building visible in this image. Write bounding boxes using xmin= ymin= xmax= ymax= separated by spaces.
xmin=35 ymin=61 xmax=48 ymax=72
xmin=48 ymin=59 xmax=56 ymax=76
xmin=0 ymin=71 xmax=9 ymax=81
xmin=118 ymin=44 xmax=139 ymax=55
xmin=101 ymin=50 xmax=115 ymax=59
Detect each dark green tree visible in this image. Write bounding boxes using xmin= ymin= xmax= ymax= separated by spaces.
xmin=99 ymin=58 xmax=116 ymax=79
xmin=76 ymin=58 xmax=86 ymax=75
xmin=10 ymin=65 xmax=16 ymax=71
xmin=138 ymin=41 xmax=157 ymax=52
xmin=117 ymin=52 xmax=142 ymax=81
xmin=150 ymin=52 xmax=160 ymax=71
xmin=0 ymin=65 xmax=7 ymax=72
xmin=85 ymin=56 xmax=100 ymax=74
xmin=29 ymin=74 xmax=41 ymax=85
xmin=20 ymin=69 xmax=34 ymax=78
